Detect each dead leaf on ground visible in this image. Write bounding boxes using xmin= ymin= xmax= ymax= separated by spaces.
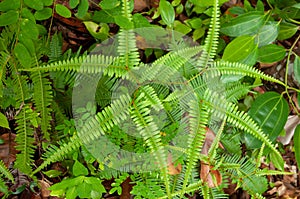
xmin=200 ymin=128 xmax=223 ymax=188
xmin=167 ymin=153 xmax=182 ymax=175
xmin=0 ymin=133 xmax=18 ymax=166
xmin=134 ymin=0 xmax=149 ymax=12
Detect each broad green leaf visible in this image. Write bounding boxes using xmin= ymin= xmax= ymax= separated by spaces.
xmin=0 ymin=10 xmax=19 ymax=26
xmin=269 ymin=150 xmax=284 ymax=171
xmin=99 ymin=0 xmax=120 ymax=10
xmin=72 ymin=160 xmax=88 ymax=176
xmin=174 ymin=20 xmax=192 ymax=34
xmin=256 ymin=0 xmax=264 ymax=11
xmin=0 ymin=0 xmax=20 ymax=11
xmin=92 ymin=11 xmax=115 ymax=23
xmin=222 ymin=35 xmax=256 ymax=62
xmin=293 ymin=3 xmax=300 ymax=9
xmin=43 ymin=170 xmax=62 ymax=178
xmin=24 ymin=0 xmax=44 ymax=10
xmin=42 ymin=0 xmax=53 ymax=6
xmin=69 ymin=0 xmax=79 ymax=9
xmin=133 ymin=14 xmax=151 ymax=28
xmin=77 ymin=181 xmax=92 ymax=198
xmin=21 ymin=8 xmax=35 ymax=21
xmin=257 ymin=44 xmax=286 ymax=63
xmin=255 ymin=22 xmax=279 ymax=47
xmin=221 ymin=11 xmax=265 ymax=37
xmin=159 ymin=0 xmax=175 ymax=27
xmin=294 ymin=55 xmax=300 ymax=84
xmin=277 ymin=22 xmax=298 ymax=40
xmin=55 ymin=4 xmax=71 ymax=18
xmin=34 ymin=7 xmax=52 ymax=20
xmin=185 ymin=18 xmax=202 ymax=29
xmin=193 ymin=28 xmax=205 ymax=40
xmin=294 ymin=124 xmax=300 ymax=169
xmin=14 ymin=43 xmax=32 ymax=68
xmin=281 ymin=6 xmax=300 ymax=19
xmin=66 ymin=186 xmax=77 ymax=199
xmin=114 ymin=15 xmax=133 ymax=29
xmin=245 ymin=92 xmax=289 ymax=149
xmin=83 ymin=21 xmax=109 ymax=40
xmin=18 ymin=36 xmax=35 ymax=55
xmin=0 ymin=112 xmax=9 ymax=129
xmin=239 ymin=46 xmax=258 ymax=65
xmin=20 ymin=19 xmax=39 ymax=40
xmin=76 ymin=0 xmax=89 ymax=19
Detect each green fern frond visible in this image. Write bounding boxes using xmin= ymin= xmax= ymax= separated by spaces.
xmin=130 ymin=89 xmax=171 ymax=198
xmin=22 ymin=55 xmax=128 ymax=77
xmin=31 ymin=71 xmax=53 ymax=140
xmin=0 ymin=160 xmax=14 ymax=182
xmin=203 ymin=90 xmax=281 ymax=159
xmin=118 ymin=29 xmax=140 ymax=67
xmin=14 ymin=105 xmax=36 ymax=174
xmin=198 ymin=0 xmax=220 ymax=68
xmin=206 ymin=61 xmax=284 ymax=86
xmin=180 ymin=99 xmax=208 ymax=197
xmin=31 ymin=135 xmax=82 ymax=176
xmin=0 ymin=52 xmax=10 ymax=81
xmin=78 ymin=94 xmax=132 ymax=145
xmin=48 ymin=33 xmax=63 ymax=62
xmin=225 ymin=82 xmax=254 ymax=103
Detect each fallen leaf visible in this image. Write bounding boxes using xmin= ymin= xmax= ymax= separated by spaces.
xmin=0 ymin=133 xmax=18 ymax=167
xmin=167 ymin=153 xmax=182 ymax=175
xmin=134 ymin=0 xmax=149 ymax=12
xmin=200 ymin=128 xmax=223 ymax=187
xmin=38 ymin=179 xmax=51 ymax=198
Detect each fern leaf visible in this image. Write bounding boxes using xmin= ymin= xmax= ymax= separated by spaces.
xmin=48 ymin=33 xmax=63 ymax=62
xmin=0 ymin=52 xmax=10 ymax=81
xmin=198 ymin=0 xmax=220 ymax=68
xmin=31 ymin=71 xmax=53 ymax=140
xmin=14 ymin=105 xmax=36 ymax=174
xmin=130 ymin=90 xmax=171 ymax=198
xmin=180 ymin=99 xmax=208 ymax=197
xmin=0 ymin=160 xmax=14 ymax=182
xmin=203 ymin=90 xmax=281 ymax=160
xmin=31 ymin=135 xmax=82 ymax=175
xmin=206 ymin=61 xmax=284 ymax=86
xmin=22 ymin=55 xmax=128 ymax=77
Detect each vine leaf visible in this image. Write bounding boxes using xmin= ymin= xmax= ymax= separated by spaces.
xmin=0 ymin=112 xmax=9 ymax=129
xmin=222 ymin=35 xmax=256 ymax=62
xmin=293 ymin=124 xmax=300 ymax=169
xmin=244 ymin=92 xmax=289 ymax=149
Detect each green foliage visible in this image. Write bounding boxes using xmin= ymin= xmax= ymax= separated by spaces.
xmin=245 ymin=92 xmax=289 ymax=151
xmin=0 ymin=0 xmax=298 ymax=198
xmin=293 ymin=124 xmax=300 ymax=169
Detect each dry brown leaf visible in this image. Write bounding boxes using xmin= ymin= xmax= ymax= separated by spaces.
xmin=0 ymin=133 xmax=18 ymax=166
xmin=167 ymin=153 xmax=182 ymax=175
xmin=200 ymin=128 xmax=223 ymax=187
xmin=38 ymin=180 xmax=51 ymax=198
xmin=200 ymin=163 xmax=222 ymax=188
xmin=134 ymin=0 xmax=149 ymax=12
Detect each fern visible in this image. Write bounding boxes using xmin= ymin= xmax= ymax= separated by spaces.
xmin=0 ymin=160 xmax=14 ymax=182
xmin=31 ymin=70 xmax=52 ymax=140
xmin=180 ymin=100 xmax=208 ymax=197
